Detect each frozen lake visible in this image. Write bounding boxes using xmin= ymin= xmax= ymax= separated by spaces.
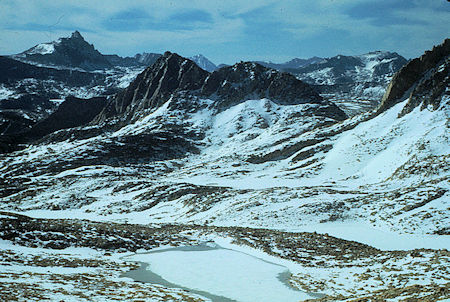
xmin=124 ymin=243 xmax=319 ymax=302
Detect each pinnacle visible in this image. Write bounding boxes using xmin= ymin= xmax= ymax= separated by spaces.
xmin=71 ymin=30 xmax=83 ymax=39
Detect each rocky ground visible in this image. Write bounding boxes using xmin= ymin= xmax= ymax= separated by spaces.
xmin=0 ymin=212 xmax=448 ymax=301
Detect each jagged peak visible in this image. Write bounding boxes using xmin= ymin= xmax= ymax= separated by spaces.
xmin=152 ymin=51 xmax=205 ymax=73
xmin=70 ymin=30 xmax=84 ymax=40
xmin=162 ymin=51 xmax=173 ymax=58
xmin=226 ymin=61 xmax=267 ymax=73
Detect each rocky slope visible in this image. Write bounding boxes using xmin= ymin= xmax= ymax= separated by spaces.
xmin=0 ymin=40 xmax=448 ymax=301
xmin=93 ymin=52 xmax=210 ymax=125
xmin=94 ymin=52 xmax=341 ymax=125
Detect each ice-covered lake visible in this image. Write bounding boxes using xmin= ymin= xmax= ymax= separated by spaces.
xmin=124 ymin=244 xmax=319 ymax=302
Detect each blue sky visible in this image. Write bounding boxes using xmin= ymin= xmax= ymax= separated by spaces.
xmin=0 ymin=0 xmax=448 ymax=64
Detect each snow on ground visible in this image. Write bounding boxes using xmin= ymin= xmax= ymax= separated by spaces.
xmin=130 ymin=246 xmax=312 ymax=302
xmin=27 ymin=43 xmax=56 ymax=55
xmin=0 ymin=239 xmax=209 ymax=302
xmin=316 ymin=99 xmax=448 ymax=186
xmin=297 ymin=222 xmax=450 ymax=251
xmin=0 ymin=95 xmax=448 ymax=251
xmin=0 ymin=85 xmax=17 ymax=100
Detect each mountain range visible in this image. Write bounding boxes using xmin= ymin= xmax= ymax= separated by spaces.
xmin=0 ymin=31 xmax=448 ymax=301
xmin=0 ymin=31 xmax=409 ymax=138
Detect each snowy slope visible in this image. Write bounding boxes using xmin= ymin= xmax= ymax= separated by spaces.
xmin=1 ymin=92 xmax=447 ymax=239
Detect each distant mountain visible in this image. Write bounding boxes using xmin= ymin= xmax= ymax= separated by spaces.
xmin=12 ymin=31 xmax=154 ymax=70
xmin=280 ymin=51 xmax=408 ymax=115
xmin=256 ymin=56 xmax=323 ymax=70
xmin=13 ymin=31 xmax=113 ymax=70
xmin=134 ymin=52 xmax=162 ymax=67
xmin=189 ymin=54 xmax=217 ymax=72
xmin=292 ymin=51 xmax=407 ymax=86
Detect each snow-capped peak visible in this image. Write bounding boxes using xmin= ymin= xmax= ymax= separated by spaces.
xmin=190 ymin=54 xmax=217 ymax=72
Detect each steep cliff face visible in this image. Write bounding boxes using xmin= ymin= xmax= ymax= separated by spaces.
xmin=377 ymin=39 xmax=449 ymax=115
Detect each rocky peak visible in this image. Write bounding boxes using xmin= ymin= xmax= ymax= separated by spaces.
xmin=377 ymin=38 xmax=450 ymax=115
xmin=15 ymin=31 xmax=112 ymax=71
xmin=92 ymin=52 xmax=209 ymax=124
xmin=92 ymin=54 xmax=347 ymax=125
xmin=201 ymin=61 xmax=325 ymax=110
xmin=70 ymin=30 xmax=83 ymax=40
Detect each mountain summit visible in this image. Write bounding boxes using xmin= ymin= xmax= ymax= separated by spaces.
xmin=14 ymin=31 xmax=112 ymax=70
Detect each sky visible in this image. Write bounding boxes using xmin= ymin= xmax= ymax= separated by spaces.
xmin=0 ymin=0 xmax=449 ymax=65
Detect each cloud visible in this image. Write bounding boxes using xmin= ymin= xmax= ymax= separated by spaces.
xmin=0 ymin=0 xmax=448 ymax=63
xmin=344 ymin=0 xmax=430 ymax=26
xmin=102 ymin=8 xmax=214 ymax=32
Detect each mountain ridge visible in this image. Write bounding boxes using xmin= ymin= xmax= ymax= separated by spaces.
xmin=92 ymin=51 xmax=343 ymax=126
xmin=378 ymin=38 xmax=449 ymax=115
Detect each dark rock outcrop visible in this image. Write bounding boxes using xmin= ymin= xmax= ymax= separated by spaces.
xmin=399 ymin=56 xmax=449 ymax=117
xmin=0 ymin=96 xmax=107 ymax=153
xmin=377 ymin=39 xmax=450 ymax=115
xmin=200 ymin=61 xmax=325 ymax=110
xmin=24 ymin=96 xmax=108 ymax=140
